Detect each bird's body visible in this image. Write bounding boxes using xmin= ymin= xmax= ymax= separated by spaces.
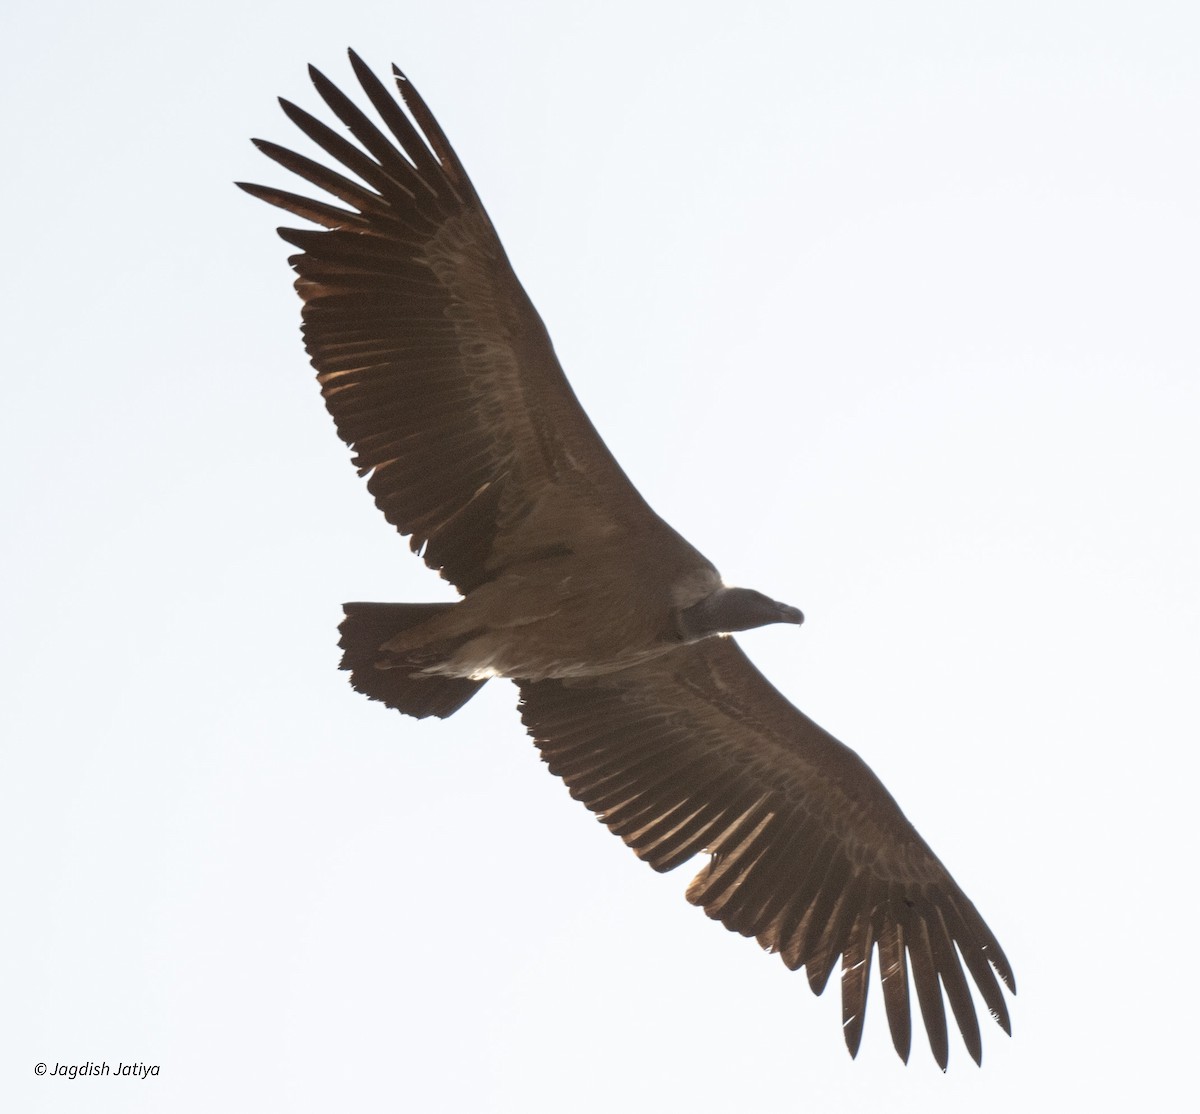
xmin=241 ymin=51 xmax=1015 ymax=1069
xmin=376 ymin=542 xmax=721 ymax=681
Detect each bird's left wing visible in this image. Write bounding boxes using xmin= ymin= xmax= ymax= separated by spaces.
xmin=239 ymin=53 xmax=663 ymax=594
xmin=518 ymin=637 xmax=1014 ymax=1068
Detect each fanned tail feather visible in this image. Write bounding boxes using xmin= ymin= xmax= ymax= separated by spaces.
xmin=339 ymin=602 xmax=485 ymax=719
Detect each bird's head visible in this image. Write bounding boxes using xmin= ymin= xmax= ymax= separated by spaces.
xmin=676 ymin=587 xmax=805 ymax=641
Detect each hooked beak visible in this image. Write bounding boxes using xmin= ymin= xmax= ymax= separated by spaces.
xmin=776 ymin=602 xmax=805 ymax=626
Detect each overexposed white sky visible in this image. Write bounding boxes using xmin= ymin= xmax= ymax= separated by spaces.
xmin=4 ymin=2 xmax=1198 ymax=1110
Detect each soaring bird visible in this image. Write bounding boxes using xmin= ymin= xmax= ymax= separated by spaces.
xmin=240 ymin=51 xmax=1015 ymax=1068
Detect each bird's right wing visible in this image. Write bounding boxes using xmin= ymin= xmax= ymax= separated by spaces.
xmin=239 ymin=53 xmax=658 ymax=593
xmin=518 ymin=636 xmax=1015 ymax=1068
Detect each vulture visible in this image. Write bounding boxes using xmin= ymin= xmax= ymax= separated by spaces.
xmin=239 ymin=51 xmax=1015 ymax=1069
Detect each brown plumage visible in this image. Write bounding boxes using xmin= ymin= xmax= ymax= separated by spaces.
xmin=239 ymin=51 xmax=1015 ymax=1069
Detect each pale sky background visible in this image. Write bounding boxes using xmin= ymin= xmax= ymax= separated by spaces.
xmin=4 ymin=1 xmax=1198 ymax=1111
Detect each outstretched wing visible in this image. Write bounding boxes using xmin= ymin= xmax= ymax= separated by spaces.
xmin=239 ymin=52 xmax=649 ymax=593
xmin=518 ymin=637 xmax=1015 ymax=1068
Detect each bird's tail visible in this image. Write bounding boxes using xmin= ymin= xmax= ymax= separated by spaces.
xmin=338 ymin=602 xmax=486 ymax=719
